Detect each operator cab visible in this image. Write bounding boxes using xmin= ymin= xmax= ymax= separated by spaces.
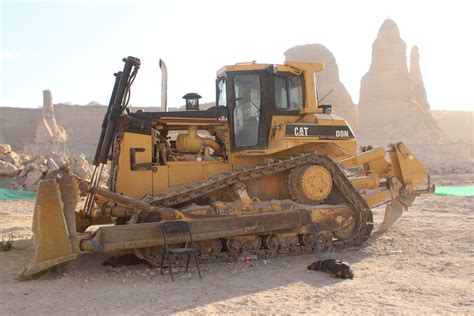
xmin=216 ymin=63 xmax=306 ymax=151
xmin=127 ymin=61 xmax=339 ymax=161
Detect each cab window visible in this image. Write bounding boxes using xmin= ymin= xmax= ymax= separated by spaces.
xmin=274 ymin=74 xmax=304 ymax=110
xmin=275 ymin=77 xmax=288 ymax=108
xmin=217 ymin=78 xmax=227 ymax=106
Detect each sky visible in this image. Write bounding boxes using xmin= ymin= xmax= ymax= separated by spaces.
xmin=1 ymin=0 xmax=473 ymax=111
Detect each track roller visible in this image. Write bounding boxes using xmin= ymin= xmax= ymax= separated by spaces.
xmin=262 ymin=234 xmax=280 ymax=251
xmin=226 ymin=236 xmax=262 ymax=254
xmin=195 ymin=239 xmax=223 ymax=258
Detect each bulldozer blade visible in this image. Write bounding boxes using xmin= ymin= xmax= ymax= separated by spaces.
xmin=18 ymin=179 xmax=77 ymax=280
xmin=380 ymin=198 xmax=405 ymax=232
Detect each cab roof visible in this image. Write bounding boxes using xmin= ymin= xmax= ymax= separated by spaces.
xmin=216 ymin=62 xmax=270 ymax=76
xmin=216 ymin=61 xmax=324 ymax=76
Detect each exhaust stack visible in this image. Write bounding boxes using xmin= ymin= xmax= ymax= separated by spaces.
xmin=160 ymin=59 xmax=168 ymax=112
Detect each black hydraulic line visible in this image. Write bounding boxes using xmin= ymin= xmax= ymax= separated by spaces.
xmin=85 ymin=70 xmax=124 ymax=216
xmin=96 ymin=56 xmax=141 ymax=165
xmin=85 ymin=56 xmax=140 ymax=216
xmin=93 ymin=71 xmax=122 ymax=165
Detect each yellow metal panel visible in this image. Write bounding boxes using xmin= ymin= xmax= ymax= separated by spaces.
xmin=245 ymin=173 xmax=289 ymax=200
xmin=168 ymin=162 xmax=205 ymax=187
xmin=115 ymin=132 xmax=153 ymax=198
xmin=284 ymin=61 xmax=324 ymax=73
xmin=167 ymin=161 xmax=233 ymax=187
xmin=152 ymin=165 xmax=169 ymax=195
xmin=313 ymin=114 xmax=350 ymax=126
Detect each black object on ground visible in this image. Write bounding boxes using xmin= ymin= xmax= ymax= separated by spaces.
xmin=307 ymin=259 xmax=354 ymax=279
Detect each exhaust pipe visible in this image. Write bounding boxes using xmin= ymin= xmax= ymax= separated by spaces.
xmin=159 ymin=59 xmax=168 ymax=112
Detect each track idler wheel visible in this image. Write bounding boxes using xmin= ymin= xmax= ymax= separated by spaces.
xmin=288 ymin=164 xmax=333 ymax=204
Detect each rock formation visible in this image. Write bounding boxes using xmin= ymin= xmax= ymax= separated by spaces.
xmin=0 ymin=144 xmax=11 ymax=155
xmin=0 ymin=102 xmax=161 ymax=156
xmin=409 ymin=46 xmax=430 ymax=110
xmin=0 ymin=144 xmax=108 ymax=191
xmin=358 ymin=19 xmax=448 ymax=145
xmin=34 ymin=90 xmax=68 ymax=145
xmin=0 ymin=145 xmax=19 ymax=177
xmin=284 ymin=44 xmax=359 ymax=129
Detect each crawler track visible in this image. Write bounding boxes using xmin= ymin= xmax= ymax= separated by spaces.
xmin=136 ymin=153 xmax=374 ymax=263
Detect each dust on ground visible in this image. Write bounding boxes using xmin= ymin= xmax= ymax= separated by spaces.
xmin=0 ymin=174 xmax=473 ymax=315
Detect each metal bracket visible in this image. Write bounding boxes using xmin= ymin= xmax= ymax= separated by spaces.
xmin=413 ymin=175 xmax=436 ymax=194
xmin=130 ymin=148 xmax=151 ymax=171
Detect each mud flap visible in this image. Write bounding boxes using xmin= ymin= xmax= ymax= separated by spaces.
xmin=380 ymin=198 xmax=406 ymax=232
xmin=18 ymin=179 xmax=77 ymax=279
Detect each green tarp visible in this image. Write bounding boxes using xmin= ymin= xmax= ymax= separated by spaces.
xmin=434 ymin=186 xmax=474 ymax=197
xmin=0 ymin=189 xmax=37 ymax=200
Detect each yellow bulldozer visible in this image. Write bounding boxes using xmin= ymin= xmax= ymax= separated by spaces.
xmin=20 ymin=56 xmax=433 ymax=279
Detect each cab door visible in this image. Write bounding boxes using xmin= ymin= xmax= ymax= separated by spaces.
xmin=228 ymin=71 xmax=270 ymax=151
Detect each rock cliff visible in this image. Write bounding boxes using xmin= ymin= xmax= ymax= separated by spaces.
xmin=34 ymin=90 xmax=68 ymax=145
xmin=409 ymin=46 xmax=430 ymax=110
xmin=358 ymin=19 xmax=448 ymax=145
xmin=284 ymin=44 xmax=359 ymax=129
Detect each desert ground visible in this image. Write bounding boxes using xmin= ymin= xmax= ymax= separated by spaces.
xmin=0 ymin=174 xmax=473 ymax=315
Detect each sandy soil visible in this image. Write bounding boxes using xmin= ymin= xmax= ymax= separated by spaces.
xmin=0 ymin=174 xmax=473 ymax=315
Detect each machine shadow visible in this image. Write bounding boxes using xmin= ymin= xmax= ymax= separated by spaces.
xmin=3 ymin=232 xmax=387 ymax=313
xmin=73 ymin=244 xmax=374 ymax=313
